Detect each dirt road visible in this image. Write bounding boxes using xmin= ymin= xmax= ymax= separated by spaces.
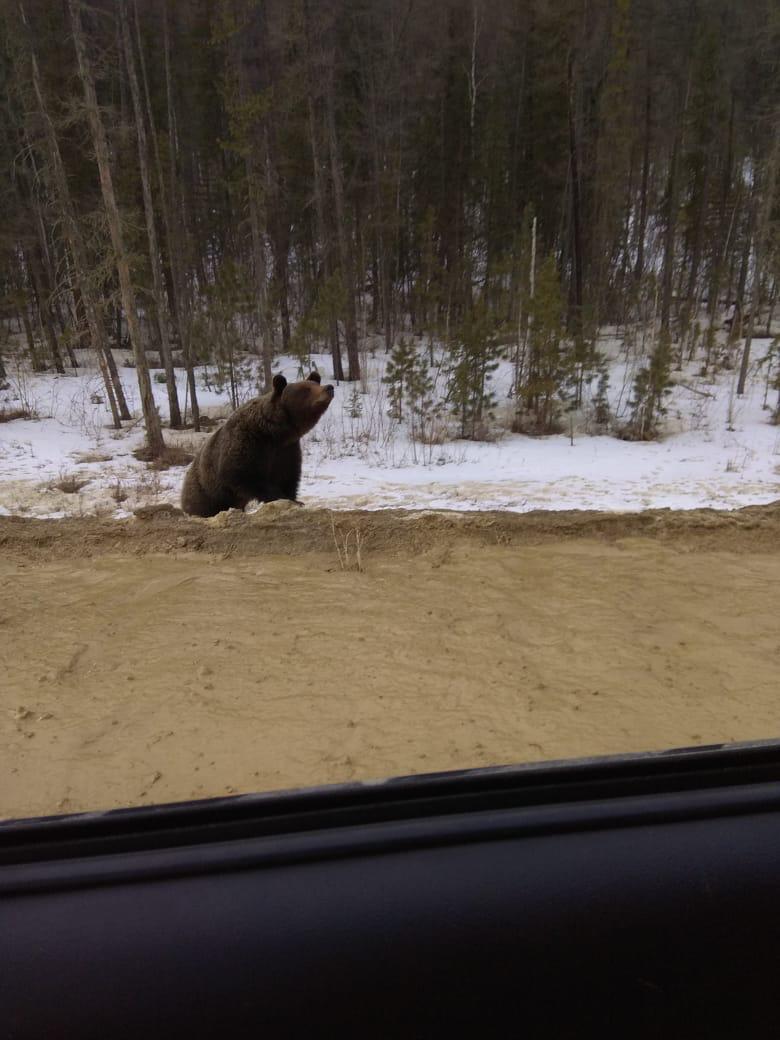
xmin=1 ymin=502 xmax=778 ymax=821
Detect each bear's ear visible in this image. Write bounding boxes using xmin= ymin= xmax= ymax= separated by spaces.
xmin=272 ymin=374 xmax=287 ymax=396
xmin=307 ymin=370 xmax=321 ymax=384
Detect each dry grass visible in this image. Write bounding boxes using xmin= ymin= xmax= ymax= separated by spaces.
xmin=0 ymin=407 xmax=35 ymax=423
xmin=331 ymin=518 xmax=365 ymax=572
xmin=167 ymin=434 xmax=203 ymax=455
xmin=50 ymin=473 xmax=91 ymax=494
xmin=133 ymin=444 xmax=195 ymax=470
xmin=110 ymin=480 xmax=129 ymax=504
xmin=132 ymin=469 xmax=164 ymax=501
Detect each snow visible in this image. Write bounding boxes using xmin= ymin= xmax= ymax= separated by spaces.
xmin=1 ymin=336 xmax=778 ymax=519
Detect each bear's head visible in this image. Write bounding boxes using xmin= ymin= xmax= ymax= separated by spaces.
xmin=272 ymin=371 xmax=335 ymax=436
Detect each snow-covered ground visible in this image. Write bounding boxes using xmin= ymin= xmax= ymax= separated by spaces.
xmin=1 ymin=335 xmax=778 ymax=519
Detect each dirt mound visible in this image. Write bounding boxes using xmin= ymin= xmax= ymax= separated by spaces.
xmin=1 ymin=499 xmax=778 ymax=564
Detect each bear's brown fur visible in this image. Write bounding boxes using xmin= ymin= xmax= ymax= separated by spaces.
xmin=180 ymin=371 xmax=334 ymax=517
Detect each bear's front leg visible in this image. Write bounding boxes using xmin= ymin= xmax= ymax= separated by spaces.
xmin=270 ymin=443 xmax=302 ymax=504
xmin=276 ymin=482 xmax=303 ymax=505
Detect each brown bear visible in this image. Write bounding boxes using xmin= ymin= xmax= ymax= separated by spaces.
xmin=180 ymin=371 xmax=334 ymax=517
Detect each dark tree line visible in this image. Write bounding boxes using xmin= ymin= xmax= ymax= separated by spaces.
xmin=1 ymin=0 xmax=778 ymax=451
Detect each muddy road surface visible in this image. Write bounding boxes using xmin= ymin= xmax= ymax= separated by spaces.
xmin=1 ymin=501 xmax=779 ymax=820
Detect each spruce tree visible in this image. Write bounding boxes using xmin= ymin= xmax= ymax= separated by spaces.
xmin=446 ymin=305 xmax=500 ymax=440
xmin=520 ymin=255 xmax=569 ymax=434
xmin=627 ymin=330 xmax=674 ymax=440
xmin=383 ymin=336 xmax=416 ymax=421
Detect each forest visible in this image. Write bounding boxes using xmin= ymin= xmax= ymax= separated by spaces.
xmin=1 ymin=0 xmax=778 ymax=457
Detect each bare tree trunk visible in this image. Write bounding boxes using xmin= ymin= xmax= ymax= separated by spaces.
xmin=633 ymin=85 xmax=651 ymax=287
xmin=101 ymin=323 xmax=126 ymax=406
xmin=660 ymin=177 xmax=677 ymax=338
xmin=273 ymin=237 xmax=292 ymax=354
xmin=224 ymin=26 xmax=274 ymax=390
xmin=468 ymin=1 xmax=479 ymax=141
xmin=705 ymin=98 xmax=736 ymax=368
xmin=730 ymin=204 xmax=754 ymax=348
xmin=264 ymin=116 xmax=292 ymax=354
xmin=514 ymin=214 xmax=536 ymax=426
xmin=19 ymin=298 xmax=43 ymax=370
xmin=309 ymin=97 xmax=344 ymax=380
xmin=120 ymin=0 xmax=181 ymax=427
xmin=32 ymin=205 xmax=66 ymax=330
xmin=365 ymin=65 xmax=395 ymax=356
xmin=38 ymin=221 xmax=74 ymax=350
xmin=20 ymin=1 xmax=125 ymax=425
xmin=368 ymin=100 xmax=391 ymax=353
xmin=678 ymin=167 xmax=708 ymax=361
xmin=765 ymin=277 xmax=777 ymax=337
xmin=302 ymin=0 xmax=343 ymax=380
xmin=566 ymin=51 xmax=584 ymax=335
xmin=660 ymin=79 xmax=690 ymax=340
xmin=247 ymin=159 xmax=274 ymax=391
xmin=34 ymin=235 xmax=77 ymax=367
xmin=26 ymin=247 xmax=64 ymax=373
xmin=68 ymin=0 xmax=163 ymax=454
xmin=325 ymin=72 xmax=360 ymax=382
xmin=614 ymin=151 xmax=635 ymax=328
xmin=737 ymin=119 xmax=780 ymax=396
xmin=158 ymin=0 xmax=199 ymax=429
xmin=8 ymin=152 xmax=66 ymax=374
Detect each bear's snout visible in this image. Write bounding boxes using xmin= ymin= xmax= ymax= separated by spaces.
xmin=324 ymin=384 xmax=335 ymax=398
